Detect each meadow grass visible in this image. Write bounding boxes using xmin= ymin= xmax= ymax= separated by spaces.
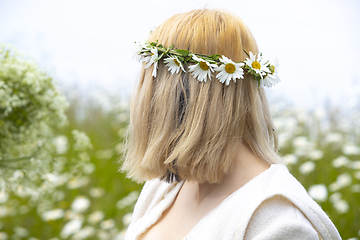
xmin=0 ymin=93 xmax=359 ymax=239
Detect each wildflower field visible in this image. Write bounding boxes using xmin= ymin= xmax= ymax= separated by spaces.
xmin=0 ymin=43 xmax=359 ymax=239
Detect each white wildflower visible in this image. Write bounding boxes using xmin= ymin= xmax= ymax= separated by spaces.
xmin=100 ymin=219 xmax=115 ymax=230
xmin=42 ymin=173 xmax=67 ymax=187
xmin=332 ymin=156 xmax=349 ymax=168
xmin=88 ymin=211 xmax=104 ymax=224
xmin=0 ymin=190 xmax=8 ymax=204
xmin=349 ymin=161 xmax=360 ymax=170
xmin=113 ymin=230 xmax=127 ymax=240
xmin=89 ymin=187 xmax=105 ymax=198
xmin=278 ymin=132 xmax=292 ymax=149
xmin=13 ymin=226 xmax=28 ymax=237
xmin=292 ymin=136 xmax=309 ymax=148
xmin=122 ymin=213 xmax=133 ymax=226
xmin=324 ymin=133 xmax=343 ymax=144
xmin=244 ymin=51 xmax=270 ymax=78
xmin=333 ymin=199 xmax=349 ymax=214
xmin=164 ymin=56 xmax=185 ymax=75
xmin=282 ymin=154 xmax=298 ymax=165
xmin=41 ymin=208 xmax=64 ymax=221
xmin=60 ymin=219 xmax=83 ymax=239
xmin=215 ymin=56 xmax=244 ymax=85
xmin=64 ymin=210 xmax=83 ymax=221
xmin=354 ymin=171 xmax=360 ymax=180
xmin=11 ymin=170 xmax=24 ymax=180
xmin=308 ymin=150 xmax=324 ymax=160
xmin=97 ymin=230 xmax=110 ymax=240
xmin=188 ymin=55 xmax=217 ymax=82
xmin=54 ymin=135 xmax=68 ymax=154
xmin=260 ymin=58 xmax=280 ymax=87
xmin=329 ymin=182 xmax=340 ymax=192
xmin=15 ymin=185 xmax=38 ymax=199
xmin=71 ymin=196 xmax=91 ymax=213
xmin=67 ymin=176 xmax=90 ymax=189
xmin=299 ymin=161 xmax=316 ymax=175
xmin=83 ymin=163 xmax=96 ymax=175
xmin=72 ymin=130 xmax=92 ymax=152
xmin=133 ymin=40 xmax=148 ymax=61
xmin=336 ymin=173 xmax=352 ymax=188
xmin=329 ymin=192 xmax=342 ymax=203
xmin=308 ymin=184 xmax=328 ymax=202
xmin=350 ymin=184 xmax=360 ymax=193
xmin=342 ymin=144 xmax=360 ymax=155
xmin=0 ymin=232 xmax=8 ymax=240
xmin=143 ymin=47 xmax=159 ymax=77
xmin=0 ymin=206 xmax=9 ymax=218
xmin=72 ymin=226 xmax=95 ymax=239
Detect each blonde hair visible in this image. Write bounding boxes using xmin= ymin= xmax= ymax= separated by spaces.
xmin=122 ymin=9 xmax=281 ymax=184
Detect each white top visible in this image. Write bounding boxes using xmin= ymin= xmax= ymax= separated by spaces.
xmin=125 ymin=164 xmax=341 ymax=240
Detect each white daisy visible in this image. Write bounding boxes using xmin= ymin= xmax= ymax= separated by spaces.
xmin=143 ymin=47 xmax=158 ymax=67
xmin=143 ymin=47 xmax=159 ymax=77
xmin=244 ymin=51 xmax=270 ymax=78
xmin=164 ymin=56 xmax=185 ymax=74
xmin=260 ymin=58 xmax=281 ymax=88
xmin=188 ymin=55 xmax=217 ymax=82
xmin=133 ymin=40 xmax=148 ymax=61
xmin=214 ymin=56 xmax=244 ymax=85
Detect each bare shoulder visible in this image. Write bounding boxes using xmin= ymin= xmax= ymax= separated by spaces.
xmin=244 ymin=195 xmax=319 ymax=240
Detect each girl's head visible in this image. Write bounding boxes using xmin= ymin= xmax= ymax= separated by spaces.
xmin=122 ymin=9 xmax=281 ymax=184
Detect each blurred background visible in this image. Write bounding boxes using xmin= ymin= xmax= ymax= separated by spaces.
xmin=1 ymin=0 xmax=360 ymax=108
xmin=0 ymin=0 xmax=359 ymax=239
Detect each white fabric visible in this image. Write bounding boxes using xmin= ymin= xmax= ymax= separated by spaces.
xmin=125 ymin=164 xmax=341 ymax=240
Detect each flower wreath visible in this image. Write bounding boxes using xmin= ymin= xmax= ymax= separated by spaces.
xmin=134 ymin=40 xmax=280 ymax=87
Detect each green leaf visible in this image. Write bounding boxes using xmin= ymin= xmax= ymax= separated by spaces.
xmin=209 ymin=54 xmax=221 ymax=60
xmin=175 ymin=49 xmax=189 ymax=56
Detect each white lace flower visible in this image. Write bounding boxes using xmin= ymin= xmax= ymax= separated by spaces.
xmin=244 ymin=51 xmax=270 ymax=78
xmin=215 ymin=56 xmax=244 ymax=85
xmin=188 ymin=55 xmax=217 ymax=82
xmin=260 ymin=58 xmax=281 ymax=87
xmin=164 ymin=56 xmax=185 ymax=74
xmin=143 ymin=47 xmax=159 ymax=77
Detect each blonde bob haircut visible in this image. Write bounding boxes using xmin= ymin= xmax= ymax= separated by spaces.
xmin=122 ymin=9 xmax=281 ymax=184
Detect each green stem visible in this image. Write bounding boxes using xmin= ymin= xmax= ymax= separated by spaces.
xmin=243 ymin=49 xmax=250 ymax=58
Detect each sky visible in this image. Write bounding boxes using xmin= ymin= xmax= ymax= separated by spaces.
xmin=0 ymin=0 xmax=360 ymax=109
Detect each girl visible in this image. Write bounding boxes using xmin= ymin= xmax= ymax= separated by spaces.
xmin=122 ymin=9 xmax=341 ymax=240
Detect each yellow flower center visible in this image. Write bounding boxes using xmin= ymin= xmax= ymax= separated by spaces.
xmin=225 ymin=63 xmax=236 ymax=74
xmin=174 ymin=59 xmax=180 ymax=66
xmin=199 ymin=61 xmax=209 ymax=71
xmin=269 ymin=65 xmax=275 ymax=74
xmin=251 ymin=61 xmax=261 ymax=70
xmin=151 ymin=53 xmax=154 ymax=56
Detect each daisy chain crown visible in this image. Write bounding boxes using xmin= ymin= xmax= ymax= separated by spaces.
xmin=134 ymin=40 xmax=280 ymax=87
